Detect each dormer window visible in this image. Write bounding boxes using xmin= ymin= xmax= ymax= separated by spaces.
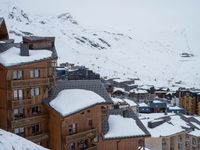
xmin=12 ymin=70 xmax=22 ymax=80
xmin=30 ymin=69 xmax=39 ymax=78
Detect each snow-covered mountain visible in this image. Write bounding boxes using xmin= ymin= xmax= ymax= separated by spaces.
xmin=1 ymin=0 xmax=200 ymax=88
xmin=0 ymin=129 xmax=48 ymax=150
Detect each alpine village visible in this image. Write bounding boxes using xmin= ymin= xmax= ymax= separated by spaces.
xmin=0 ymin=17 xmax=200 ymax=150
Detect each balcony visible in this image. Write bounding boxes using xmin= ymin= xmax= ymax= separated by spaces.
xmin=27 ymin=133 xmax=49 ymax=143
xmin=10 ymin=114 xmax=48 ymax=129
xmin=66 ymin=128 xmax=97 ymax=143
xmin=8 ymin=99 xmax=33 ymax=109
xmin=8 ymin=78 xmax=51 ymax=89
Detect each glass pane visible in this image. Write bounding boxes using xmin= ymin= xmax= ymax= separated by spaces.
xmin=13 ymin=90 xmax=18 ymax=100
xmin=18 ymin=90 xmax=23 ymax=99
xmin=30 ymin=70 xmax=34 ymax=78
xmin=31 ymin=89 xmax=35 ymax=96
xmin=18 ymin=71 xmax=22 ymax=79
xmin=12 ymin=71 xmax=17 ymax=79
xmin=35 ymin=88 xmax=40 ymax=96
xmin=35 ymin=69 xmax=39 ymax=78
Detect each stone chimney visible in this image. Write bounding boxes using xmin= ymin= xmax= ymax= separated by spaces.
xmin=20 ymin=43 xmax=29 ymax=56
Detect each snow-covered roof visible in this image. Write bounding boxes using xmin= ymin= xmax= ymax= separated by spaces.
xmin=104 ymin=115 xmax=146 ymax=139
xmin=129 ymin=89 xmax=148 ymax=94
xmin=140 ymin=113 xmax=200 ymax=138
xmin=168 ymin=106 xmax=183 ymax=110
xmin=188 ymin=129 xmax=200 ymax=137
xmin=153 ymin=100 xmax=163 ymax=103
xmin=111 ymin=97 xmax=124 ymax=104
xmin=123 ymin=98 xmax=138 ymax=107
xmin=0 ymin=129 xmax=48 ymax=150
xmin=0 ymin=46 xmax=52 ymax=67
xmin=139 ymin=102 xmax=149 ymax=107
xmin=50 ymin=89 xmax=106 ymax=117
xmin=113 ymin=87 xmax=125 ymax=92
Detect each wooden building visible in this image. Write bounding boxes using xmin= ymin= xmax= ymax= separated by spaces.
xmin=179 ymin=89 xmax=200 ymax=115
xmin=44 ymin=80 xmax=113 ymax=150
xmin=0 ymin=17 xmax=9 ymax=41
xmin=0 ymin=36 xmax=57 ymax=147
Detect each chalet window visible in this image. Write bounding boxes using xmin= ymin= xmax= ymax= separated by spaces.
xmin=30 ymin=69 xmax=40 ymax=78
xmin=69 ymin=143 xmax=75 ymax=150
xmin=13 ymin=108 xmax=24 ymax=120
xmin=14 ymin=127 xmax=24 ymax=137
xmin=13 ymin=89 xmax=23 ymax=100
xmin=32 ymin=124 xmax=40 ymax=135
xmin=192 ymin=138 xmax=196 ymax=145
xmin=32 ymin=106 xmax=41 ymax=115
xmin=178 ymin=143 xmax=182 ymax=150
xmin=31 ymin=88 xmax=40 ymax=96
xmin=80 ymin=140 xmax=88 ymax=149
xmin=88 ymin=119 xmax=93 ymax=128
xmin=68 ymin=123 xmax=77 ymax=135
xmin=12 ymin=70 xmax=22 ymax=80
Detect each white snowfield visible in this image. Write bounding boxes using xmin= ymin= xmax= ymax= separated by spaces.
xmin=0 ymin=47 xmax=52 ymax=67
xmin=49 ymin=89 xmax=106 ymax=116
xmin=104 ymin=115 xmax=146 ymax=139
xmin=1 ymin=0 xmax=200 ymax=89
xmin=0 ymin=129 xmax=48 ymax=150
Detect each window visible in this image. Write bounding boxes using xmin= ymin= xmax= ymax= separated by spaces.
xmin=31 ymin=88 xmax=40 ymax=96
xmin=13 ymin=108 xmax=24 ymax=119
xmin=32 ymin=106 xmax=41 ymax=115
xmin=30 ymin=69 xmax=39 ymax=78
xmin=192 ymin=138 xmax=196 ymax=145
xmin=32 ymin=124 xmax=40 ymax=135
xmin=178 ymin=143 xmax=182 ymax=150
xmin=88 ymin=119 xmax=93 ymax=128
xmin=12 ymin=70 xmax=22 ymax=80
xmin=13 ymin=89 xmax=23 ymax=100
xmin=80 ymin=140 xmax=88 ymax=150
xmin=14 ymin=127 xmax=24 ymax=137
xmin=69 ymin=143 xmax=75 ymax=150
xmin=68 ymin=123 xmax=77 ymax=135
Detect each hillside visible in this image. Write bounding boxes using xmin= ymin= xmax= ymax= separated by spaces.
xmin=0 ymin=0 xmax=200 ymax=88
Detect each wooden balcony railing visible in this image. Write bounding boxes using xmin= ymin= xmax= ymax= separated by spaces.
xmin=66 ymin=128 xmax=97 ymax=143
xmin=8 ymin=99 xmax=33 ymax=109
xmin=27 ymin=133 xmax=49 ymax=143
xmin=10 ymin=114 xmax=48 ymax=129
xmin=8 ymin=78 xmax=51 ymax=89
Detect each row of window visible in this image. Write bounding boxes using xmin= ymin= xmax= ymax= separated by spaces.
xmin=12 ymin=69 xmax=40 ymax=80
xmin=13 ymin=88 xmax=40 ymax=100
xmin=13 ymin=106 xmax=41 ymax=120
xmin=14 ymin=124 xmax=40 ymax=137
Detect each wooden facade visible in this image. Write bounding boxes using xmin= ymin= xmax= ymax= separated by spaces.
xmin=46 ymin=104 xmax=108 ymax=150
xmin=179 ymin=90 xmax=200 ymax=115
xmin=0 ymin=58 xmax=56 ymax=147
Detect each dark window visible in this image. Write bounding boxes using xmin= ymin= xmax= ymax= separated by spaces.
xmin=12 ymin=70 xmax=22 ymax=80
xmin=13 ymin=108 xmax=24 ymax=120
xmin=69 ymin=143 xmax=75 ymax=150
xmin=32 ymin=106 xmax=41 ymax=115
xmin=88 ymin=119 xmax=93 ymax=128
xmin=68 ymin=123 xmax=77 ymax=135
xmin=80 ymin=140 xmax=88 ymax=150
xmin=32 ymin=124 xmax=40 ymax=135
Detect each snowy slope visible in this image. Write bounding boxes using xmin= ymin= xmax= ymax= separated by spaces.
xmin=0 ymin=129 xmax=48 ymax=150
xmin=0 ymin=0 xmax=200 ymax=88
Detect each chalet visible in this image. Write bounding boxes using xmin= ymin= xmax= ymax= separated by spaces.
xmin=129 ymin=89 xmax=149 ymax=103
xmin=0 ymin=35 xmax=57 ymax=147
xmin=138 ymin=103 xmax=151 ymax=113
xmin=0 ymin=17 xmax=9 ymax=41
xmin=101 ymin=108 xmax=150 ymax=150
xmin=178 ymin=89 xmax=200 ymax=115
xmin=112 ymin=87 xmax=127 ymax=97
xmin=155 ymin=87 xmax=169 ymax=99
xmin=44 ymin=80 xmax=112 ymax=150
xmin=149 ymin=100 xmax=167 ymax=113
xmin=140 ymin=113 xmax=200 ymax=150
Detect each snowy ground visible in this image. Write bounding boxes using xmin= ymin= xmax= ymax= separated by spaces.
xmin=1 ymin=0 xmax=200 ymax=88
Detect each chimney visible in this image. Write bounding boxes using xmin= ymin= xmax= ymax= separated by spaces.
xmin=20 ymin=43 xmax=29 ymax=56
